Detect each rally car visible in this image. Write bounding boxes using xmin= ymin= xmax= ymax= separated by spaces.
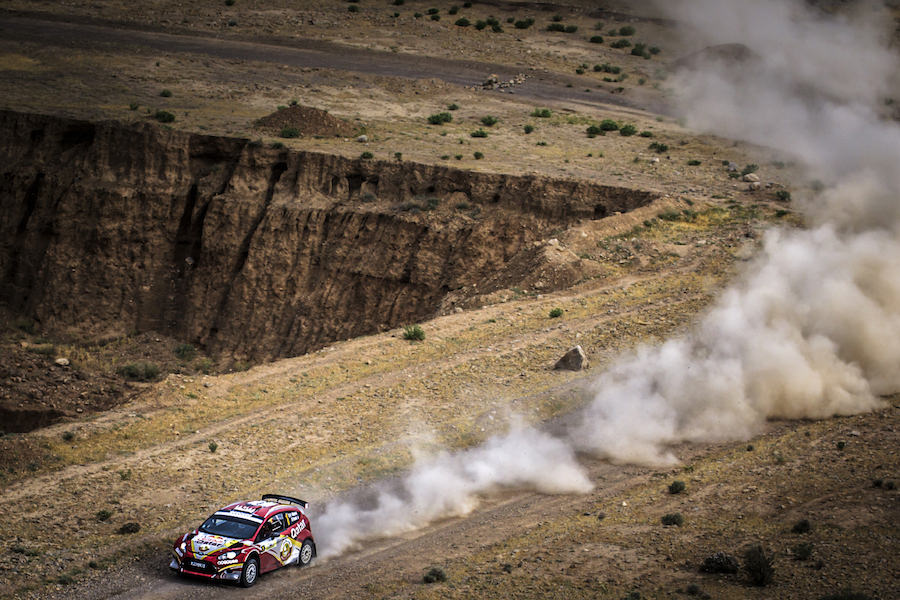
xmin=170 ymin=494 xmax=315 ymax=587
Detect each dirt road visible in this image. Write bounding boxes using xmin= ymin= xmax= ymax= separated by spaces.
xmin=0 ymin=12 xmax=661 ymax=113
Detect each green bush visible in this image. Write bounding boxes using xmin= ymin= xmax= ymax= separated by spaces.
xmin=208 ymin=441 xmax=218 ymax=453
xmin=586 ymin=125 xmax=602 ymax=137
xmin=590 ymin=36 xmax=604 ymax=43
xmin=428 ymin=112 xmax=453 ymax=125
xmin=430 ymin=14 xmax=440 ymax=21
xmin=174 ymin=343 xmax=196 ymax=361
xmin=447 ymin=103 xmax=459 ymax=110
xmin=793 ymin=542 xmax=813 ymax=561
xmin=159 ymin=89 xmax=172 ymax=97
xmin=154 ymin=110 xmax=175 ymax=123
xmin=661 ymin=513 xmax=684 ymax=526
xmin=619 ymin=124 xmax=637 ymax=136
xmin=640 ymin=130 xmax=653 ymax=137
xmin=348 ymin=4 xmax=359 ymax=12
xmin=744 ymin=545 xmax=774 ymax=586
xmin=741 ymin=163 xmax=759 ymax=176
xmin=632 ymin=43 xmax=651 ymax=58
xmin=611 ymin=38 xmax=631 ymax=48
xmin=594 ymin=63 xmax=621 ymax=74
xmin=514 ymin=18 xmax=534 ymax=29
xmin=792 ymin=519 xmax=811 ymax=534
xmin=118 ymin=522 xmax=141 ymax=535
xmin=393 ymin=0 xmax=404 ymax=4
xmin=62 ymin=431 xmax=75 ymax=442
xmin=564 ymin=25 xmax=578 ymax=33
xmin=649 ymin=141 xmax=668 ymax=153
xmin=775 ymin=190 xmax=792 ymax=201
xmin=225 ymin=0 xmax=235 ymax=5
xmin=423 ymin=566 xmax=446 ymax=583
xmin=552 ymin=14 xmax=563 ymax=22
xmin=473 ymin=151 xmax=484 ymax=159
xmin=687 ymin=159 xmax=702 ymax=166
xmin=474 ymin=20 xmax=487 ymax=30
xmin=480 ymin=115 xmax=498 ymax=126
xmin=117 ymin=362 xmax=161 ymax=382
xmin=360 ymin=151 xmax=374 ymax=159
xmin=448 ymin=6 xmax=458 ymax=15
xmin=600 ymin=119 xmax=620 ymax=131
xmin=280 ymin=126 xmax=300 ymax=138
xmin=455 ymin=17 xmax=470 ymax=26
xmin=426 ymin=7 xmax=439 ymax=14
xmin=96 ymin=509 xmax=112 ymax=522
xmin=619 ymin=25 xmax=635 ymax=36
xmin=668 ymin=480 xmax=685 ymax=494
xmin=549 ymin=308 xmax=563 ymax=318
xmin=524 ymin=125 xmax=534 ymax=134
xmin=546 ymin=23 xmax=566 ymax=32
xmin=531 ymin=108 xmax=552 ymax=118
xmin=129 ymin=102 xmax=139 ymax=111
xmin=700 ymin=551 xmax=739 ymax=574
xmin=470 ymin=129 xmax=488 ymax=138
xmin=403 ymin=324 xmax=426 ymax=341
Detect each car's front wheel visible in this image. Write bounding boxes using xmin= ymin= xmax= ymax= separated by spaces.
xmin=298 ymin=539 xmax=314 ymax=567
xmin=240 ymin=556 xmax=259 ymax=587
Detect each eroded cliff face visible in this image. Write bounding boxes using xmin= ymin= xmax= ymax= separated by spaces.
xmin=0 ymin=111 xmax=655 ymax=363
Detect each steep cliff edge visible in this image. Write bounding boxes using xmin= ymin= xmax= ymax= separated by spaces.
xmin=0 ymin=111 xmax=655 ymax=363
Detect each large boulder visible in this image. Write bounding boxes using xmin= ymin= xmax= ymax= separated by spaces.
xmin=554 ymin=345 xmax=589 ymax=371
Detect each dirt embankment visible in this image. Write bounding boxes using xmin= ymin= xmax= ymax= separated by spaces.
xmin=0 ymin=110 xmax=656 ymax=366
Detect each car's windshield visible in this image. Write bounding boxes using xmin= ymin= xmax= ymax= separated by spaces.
xmin=199 ymin=516 xmax=258 ymax=540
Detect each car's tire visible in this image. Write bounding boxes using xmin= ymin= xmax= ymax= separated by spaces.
xmin=297 ymin=539 xmax=314 ymax=568
xmin=240 ymin=556 xmax=259 ymax=587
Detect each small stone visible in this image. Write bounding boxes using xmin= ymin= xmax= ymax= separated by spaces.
xmin=743 ymin=172 xmax=760 ymax=182
xmin=54 ymin=358 xmax=70 ymax=366
xmin=356 ymin=134 xmax=368 ymax=143
xmin=748 ymin=181 xmax=762 ymax=191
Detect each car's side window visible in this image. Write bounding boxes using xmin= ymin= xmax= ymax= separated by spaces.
xmin=270 ymin=513 xmax=286 ymax=532
xmin=285 ymin=511 xmax=299 ymax=526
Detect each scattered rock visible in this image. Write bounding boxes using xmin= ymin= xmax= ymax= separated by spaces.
xmin=54 ymin=358 xmax=70 ymax=367
xmin=727 ymin=162 xmax=739 ymax=172
xmin=748 ymin=181 xmax=762 ymax=191
xmin=743 ymin=173 xmax=760 ymax=182
xmin=356 ymin=134 xmax=368 ymax=143
xmin=554 ymin=345 xmax=589 ymax=371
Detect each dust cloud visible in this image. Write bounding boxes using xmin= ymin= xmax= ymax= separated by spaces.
xmin=314 ymin=0 xmax=900 ymax=555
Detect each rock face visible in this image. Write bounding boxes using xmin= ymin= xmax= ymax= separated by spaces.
xmin=554 ymin=345 xmax=589 ymax=371
xmin=0 ymin=111 xmax=655 ymax=363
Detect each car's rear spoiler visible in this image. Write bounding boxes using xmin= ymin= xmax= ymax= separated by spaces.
xmin=262 ymin=494 xmax=308 ymax=509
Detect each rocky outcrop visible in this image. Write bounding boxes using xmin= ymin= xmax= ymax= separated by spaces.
xmin=0 ymin=111 xmax=655 ymax=363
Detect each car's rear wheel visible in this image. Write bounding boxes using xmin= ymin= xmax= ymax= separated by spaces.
xmin=240 ymin=556 xmax=259 ymax=587
xmin=298 ymin=539 xmax=314 ymax=567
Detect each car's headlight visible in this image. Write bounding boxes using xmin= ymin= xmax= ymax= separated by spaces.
xmin=222 ymin=551 xmax=237 ymax=560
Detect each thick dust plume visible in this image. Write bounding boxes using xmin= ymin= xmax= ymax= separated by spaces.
xmin=574 ymin=0 xmax=900 ymax=464
xmin=312 ymin=0 xmax=900 ymax=556
xmin=314 ymin=426 xmax=591 ymax=558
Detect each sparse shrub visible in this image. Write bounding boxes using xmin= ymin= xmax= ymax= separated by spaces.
xmin=473 ymin=151 xmax=484 ymax=159
xmin=119 ymin=469 xmax=132 ymax=480
xmin=392 ymin=0 xmax=404 ymax=5
xmin=280 ymin=126 xmax=300 ymax=138
xmin=423 ymin=566 xmax=447 ymax=583
xmin=885 ymin=480 xmax=896 ymax=490
xmin=524 ymin=125 xmax=534 ymax=134
xmin=394 ymin=152 xmax=403 ymax=161
xmin=744 ymin=545 xmax=774 ymax=586
xmin=88 ymin=560 xmax=100 ymax=569
xmin=649 ymin=141 xmax=668 ymax=153
xmin=447 ymin=103 xmax=459 ymax=110
xmin=415 ymin=12 xmax=423 ymax=18
xmin=403 ymin=324 xmax=426 ymax=341
xmin=455 ymin=201 xmax=470 ymax=210
xmin=619 ymin=25 xmax=635 ymax=36
xmin=546 ymin=23 xmax=566 ymax=32
xmin=424 ymin=197 xmax=440 ymax=210
xmin=154 ymin=110 xmax=175 ymax=123
xmin=455 ymin=17 xmax=470 ymax=26
xmin=687 ymin=159 xmax=702 ymax=166
xmin=96 ymin=509 xmax=112 ymax=522
xmin=430 ymin=14 xmax=440 ymax=21
xmin=650 ymin=46 xmax=661 ymax=55
xmin=549 ymin=308 xmax=563 ymax=318
xmin=480 ymin=115 xmax=498 ymax=127
xmin=455 ymin=154 xmax=463 ymax=160
xmin=159 ymin=89 xmax=172 ymax=97
xmin=639 ymin=131 xmax=653 ymax=138
xmin=174 ymin=343 xmax=196 ymax=361
xmin=62 ymin=430 xmax=75 ymax=442
xmin=118 ymin=522 xmax=141 ymax=535
xmin=668 ymin=480 xmax=685 ymax=494
xmin=661 ymin=513 xmax=683 ymax=526
xmin=208 ymin=441 xmax=218 ymax=453
xmin=792 ymin=519 xmax=811 ymax=534
xmin=700 ymin=551 xmax=739 ymax=574
xmin=793 ymin=542 xmax=813 ymax=561
xmin=575 ymin=67 xmax=585 ymax=75
xmin=741 ymin=163 xmax=759 ymax=176
xmin=360 ymin=151 xmax=374 ymax=159
xmin=470 ymin=129 xmax=488 ymax=138
xmin=590 ymin=35 xmax=604 ymax=43
xmin=837 ymin=440 xmax=846 ymax=450
xmin=475 ymin=20 xmax=487 ymax=30
xmin=536 ymin=141 xmax=547 ymax=146
xmin=611 ymin=38 xmax=631 ymax=48
xmin=117 ymin=362 xmax=161 ymax=382
xmin=427 ymin=112 xmax=453 ymax=125
xmin=225 ymin=0 xmax=235 ymax=5
xmin=775 ymin=190 xmax=792 ymax=201
xmin=619 ymin=124 xmax=637 ymax=136
xmin=348 ymin=4 xmax=359 ymax=12
xmin=129 ymin=102 xmax=139 ymax=111
xmin=564 ymin=25 xmax=578 ymax=33
xmin=586 ymin=125 xmax=602 ymax=137
xmin=227 ymin=19 xmax=237 ymax=26
xmin=531 ymin=108 xmax=552 ymax=118
xmin=196 ymin=357 xmax=214 ymax=374
xmin=449 ymin=6 xmax=459 ymax=15
xmin=270 ymin=141 xmax=284 ymax=149
xmin=631 ymin=43 xmax=650 ymax=58
xmin=514 ymin=18 xmax=534 ymax=29
xmin=463 ymin=1 xmax=471 ymax=6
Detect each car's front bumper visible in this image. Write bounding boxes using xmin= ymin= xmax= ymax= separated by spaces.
xmin=170 ymin=555 xmax=242 ymax=581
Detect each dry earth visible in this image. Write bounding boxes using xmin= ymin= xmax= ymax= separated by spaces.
xmin=0 ymin=2 xmax=897 ymax=600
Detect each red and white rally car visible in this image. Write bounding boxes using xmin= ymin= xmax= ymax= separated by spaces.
xmin=170 ymin=494 xmax=315 ymax=586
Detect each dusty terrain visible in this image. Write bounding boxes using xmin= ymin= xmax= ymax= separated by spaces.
xmin=0 ymin=2 xmax=897 ymax=600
